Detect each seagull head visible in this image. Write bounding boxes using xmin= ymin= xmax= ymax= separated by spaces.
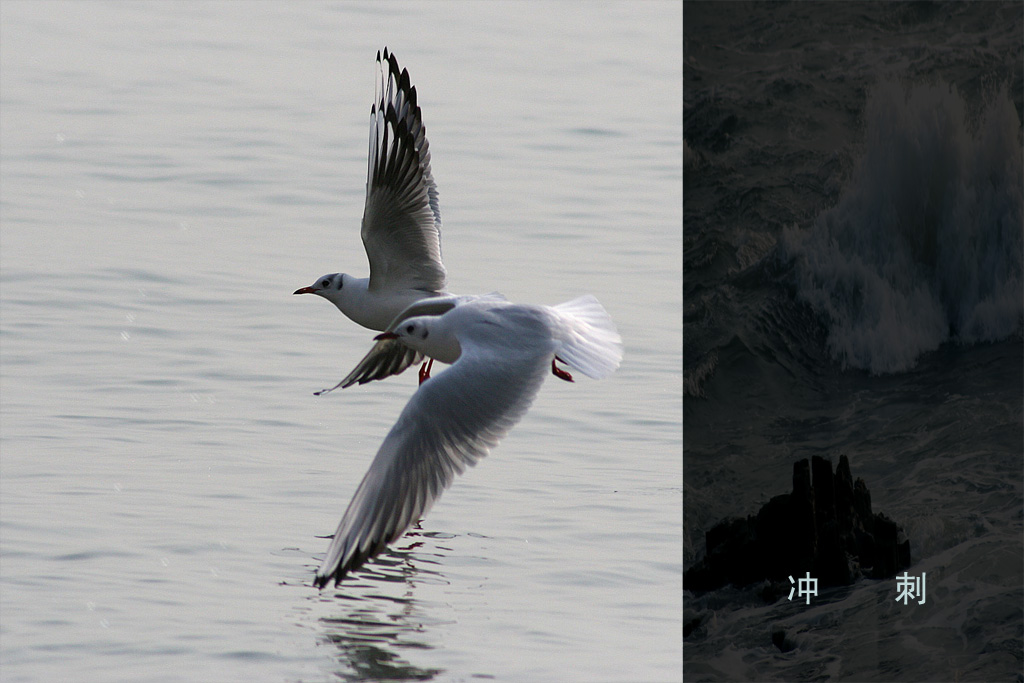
xmin=378 ymin=317 xmax=432 ymax=346
xmin=376 ymin=314 xmax=461 ymax=366
xmin=293 ymin=273 xmax=343 ymax=298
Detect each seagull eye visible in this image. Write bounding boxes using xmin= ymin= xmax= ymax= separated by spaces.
xmin=322 ymin=279 xmax=331 ymax=288
xmin=405 ymin=325 xmax=415 ymax=334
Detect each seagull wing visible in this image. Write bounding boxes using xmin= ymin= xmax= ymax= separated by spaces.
xmin=333 ymin=297 xmax=461 ymax=390
xmin=319 ymin=294 xmax=506 ymax=393
xmin=331 ymin=338 xmax=423 ymax=391
xmin=314 ymin=325 xmax=551 ymax=587
xmin=361 ymin=49 xmax=446 ymax=294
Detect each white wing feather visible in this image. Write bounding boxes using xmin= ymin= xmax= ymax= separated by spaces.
xmin=550 ymin=295 xmax=623 ymax=379
xmin=321 ymin=294 xmax=506 ymax=393
xmin=315 ymin=322 xmax=551 ymax=587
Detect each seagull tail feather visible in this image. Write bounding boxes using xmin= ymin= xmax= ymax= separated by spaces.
xmin=550 ymin=295 xmax=623 ymax=380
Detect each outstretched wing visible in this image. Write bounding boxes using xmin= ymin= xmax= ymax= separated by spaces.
xmin=317 ymin=294 xmax=506 ymax=394
xmin=314 ymin=333 xmax=550 ymax=587
xmin=330 ymin=297 xmax=460 ymax=391
xmin=361 ymin=48 xmax=446 ymax=294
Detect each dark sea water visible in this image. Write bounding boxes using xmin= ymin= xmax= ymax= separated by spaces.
xmin=684 ymin=3 xmax=1023 ymax=681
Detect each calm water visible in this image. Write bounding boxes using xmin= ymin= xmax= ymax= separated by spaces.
xmin=0 ymin=2 xmax=683 ymax=681
xmin=684 ymin=3 xmax=1022 ymax=682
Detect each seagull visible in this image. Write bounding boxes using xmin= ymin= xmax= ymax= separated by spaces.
xmin=314 ymin=293 xmax=501 ymax=394
xmin=314 ymin=292 xmax=580 ymax=394
xmin=294 ymin=48 xmax=448 ymax=333
xmin=294 ymin=50 xmax=583 ymax=395
xmin=314 ymin=295 xmax=622 ymax=587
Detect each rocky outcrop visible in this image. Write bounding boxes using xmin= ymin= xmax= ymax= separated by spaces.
xmin=684 ymin=455 xmax=910 ymax=592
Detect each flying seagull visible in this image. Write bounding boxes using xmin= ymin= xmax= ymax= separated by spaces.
xmin=314 ymin=295 xmax=622 ymax=587
xmin=295 ymin=48 xmax=447 ymax=333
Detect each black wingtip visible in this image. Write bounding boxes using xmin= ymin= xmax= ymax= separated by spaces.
xmin=386 ymin=50 xmax=401 ymax=79
xmin=314 ymin=566 xmax=350 ymax=590
xmin=397 ymin=66 xmax=411 ymax=94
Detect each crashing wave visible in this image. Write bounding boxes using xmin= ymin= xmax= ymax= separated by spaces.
xmin=782 ymin=79 xmax=1023 ymax=374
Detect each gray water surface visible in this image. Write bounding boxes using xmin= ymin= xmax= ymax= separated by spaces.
xmin=0 ymin=3 xmax=683 ymax=681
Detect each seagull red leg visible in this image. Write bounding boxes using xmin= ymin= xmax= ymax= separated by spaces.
xmin=551 ymin=357 xmax=573 ymax=382
xmin=418 ymin=358 xmax=434 ymax=385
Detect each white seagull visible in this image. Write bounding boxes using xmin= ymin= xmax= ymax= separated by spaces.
xmin=314 ymin=295 xmax=622 ymax=587
xmin=294 ymin=48 xmax=448 ymax=333
xmin=295 ymin=50 xmax=592 ymax=395
xmin=315 ymin=292 xmax=512 ymax=394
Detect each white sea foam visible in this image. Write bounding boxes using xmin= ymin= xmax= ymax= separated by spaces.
xmin=783 ymin=79 xmax=1023 ymax=374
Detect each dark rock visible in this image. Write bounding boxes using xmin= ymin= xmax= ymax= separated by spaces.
xmin=790 ymin=459 xmax=816 ymax=567
xmin=812 ymin=456 xmax=837 ymax=539
xmin=755 ymin=494 xmax=796 ymax=578
xmin=683 ymin=454 xmax=911 ymax=595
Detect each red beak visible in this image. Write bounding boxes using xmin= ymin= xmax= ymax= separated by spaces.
xmin=374 ymin=331 xmax=399 ymax=341
xmin=293 ymin=286 xmax=317 ymax=295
